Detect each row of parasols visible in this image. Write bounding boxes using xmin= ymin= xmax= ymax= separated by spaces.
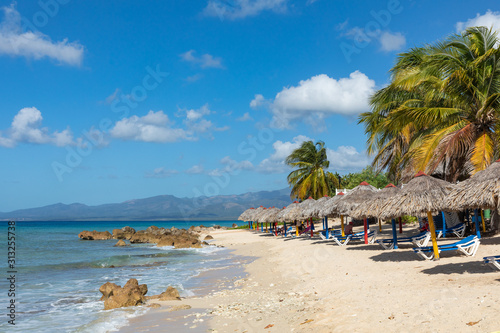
xmin=238 ymin=160 xmax=500 ymax=259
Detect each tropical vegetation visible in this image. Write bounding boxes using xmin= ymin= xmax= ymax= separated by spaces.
xmin=359 ymin=26 xmax=500 ymax=183
xmin=285 ymin=140 xmax=340 ymax=200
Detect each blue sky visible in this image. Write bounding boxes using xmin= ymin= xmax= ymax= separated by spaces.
xmin=0 ymin=0 xmax=498 ymax=211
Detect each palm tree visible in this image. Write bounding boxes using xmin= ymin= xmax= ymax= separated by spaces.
xmin=285 ymin=141 xmax=339 ymax=200
xmin=360 ymin=27 xmax=500 ymax=182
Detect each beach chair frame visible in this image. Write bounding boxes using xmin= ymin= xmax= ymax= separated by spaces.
xmin=483 ymin=255 xmax=500 ymax=271
xmin=413 ymin=235 xmax=480 ymax=260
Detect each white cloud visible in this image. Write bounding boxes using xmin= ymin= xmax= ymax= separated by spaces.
xmin=203 ymin=0 xmax=288 ymax=20
xmin=339 ymin=22 xmax=405 ymax=53
xmin=237 ymin=112 xmax=253 ymax=121
xmin=268 ymin=72 xmax=376 ymax=128
xmin=327 ymin=146 xmax=370 ymax=170
xmin=0 ymin=3 xmax=83 ymax=66
xmin=185 ymin=73 xmax=204 ymax=82
xmin=180 ymin=50 xmax=224 ymax=69
xmin=145 ymin=167 xmax=179 ymax=178
xmin=185 ymin=104 xmax=211 ymax=121
xmin=186 ymin=164 xmax=205 ymax=174
xmin=110 ymin=105 xmax=228 ymax=143
xmin=456 ymin=10 xmax=500 ymax=32
xmin=208 ymin=156 xmax=254 ymax=176
xmin=257 ymin=135 xmax=311 ymax=173
xmin=110 ymin=110 xmax=189 ymax=143
xmin=250 ymin=94 xmax=266 ymax=108
xmin=0 ymin=107 xmax=75 ymax=147
xmin=379 ymin=31 xmax=406 ymax=52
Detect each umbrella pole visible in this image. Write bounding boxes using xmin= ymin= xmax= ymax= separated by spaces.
xmin=427 ymin=211 xmax=440 ymax=260
xmin=261 ymin=222 xmax=263 ymax=232
xmin=481 ymin=209 xmax=486 ymax=233
xmin=325 ymin=216 xmax=329 ymax=239
xmin=310 ymin=218 xmax=314 ymax=237
xmin=284 ymin=222 xmax=287 ymax=237
xmin=391 ymin=219 xmax=398 ymax=249
xmin=399 ymin=217 xmax=403 ymax=233
xmin=441 ymin=211 xmax=447 ymax=238
xmin=474 ymin=209 xmax=481 ymax=238
xmin=363 ymin=218 xmax=368 ymax=244
xmin=341 ymin=215 xmax=345 ymax=237
xmin=378 ymin=218 xmax=382 ymax=232
xmin=296 ymin=221 xmax=299 ymax=237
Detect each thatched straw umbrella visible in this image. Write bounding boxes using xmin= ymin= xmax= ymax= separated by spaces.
xmin=260 ymin=207 xmax=282 ymax=235
xmin=379 ymin=172 xmax=452 ymax=259
xmin=350 ymin=184 xmax=402 ymax=248
xmin=446 ymin=159 xmax=500 ymax=235
xmin=247 ymin=206 xmax=265 ymax=231
xmin=276 ymin=202 xmax=300 ymax=236
xmin=303 ymin=195 xmax=330 ymax=219
xmin=327 ymin=182 xmax=378 ymax=243
xmin=238 ymin=207 xmax=255 ymax=229
xmin=318 ymin=193 xmax=345 ymax=239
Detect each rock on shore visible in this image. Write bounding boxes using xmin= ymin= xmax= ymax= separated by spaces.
xmin=99 ymin=279 xmax=182 ymax=310
xmin=99 ymin=279 xmax=148 ymax=310
xmin=78 ymin=230 xmax=112 ymax=240
xmin=79 ymin=224 xmax=227 ymax=248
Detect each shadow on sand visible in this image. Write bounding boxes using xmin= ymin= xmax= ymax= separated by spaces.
xmin=420 ymin=261 xmax=496 ymax=275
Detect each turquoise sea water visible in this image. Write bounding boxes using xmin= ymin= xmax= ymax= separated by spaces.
xmin=0 ymin=220 xmax=239 ymax=332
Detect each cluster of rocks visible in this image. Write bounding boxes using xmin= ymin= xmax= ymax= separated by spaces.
xmin=78 ymin=224 xmax=226 ymax=248
xmin=99 ymin=278 xmax=181 ymax=310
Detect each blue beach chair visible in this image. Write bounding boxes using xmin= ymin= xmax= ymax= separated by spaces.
xmin=413 ymin=235 xmax=480 ymax=260
xmin=317 ymin=229 xmax=342 ymax=240
xmin=483 ymin=255 xmax=500 ymax=271
xmin=330 ymin=230 xmax=377 ymax=246
xmin=376 ymin=231 xmax=431 ymax=250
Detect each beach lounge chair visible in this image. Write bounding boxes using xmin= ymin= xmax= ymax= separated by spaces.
xmin=288 ymin=225 xmax=312 ymax=238
xmin=330 ymin=230 xmax=377 ymax=246
xmin=413 ymin=235 xmax=480 ymax=260
xmin=436 ymin=223 xmax=466 ymax=238
xmin=317 ymin=229 xmax=342 ymax=240
xmin=483 ymin=255 xmax=500 ymax=271
xmin=377 ymin=231 xmax=431 ymax=250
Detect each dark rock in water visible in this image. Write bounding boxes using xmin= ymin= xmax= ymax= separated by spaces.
xmin=122 ymin=226 xmax=136 ymax=233
xmin=78 ymin=230 xmax=112 ymax=240
xmin=113 ymin=228 xmax=135 ymax=240
xmin=100 ymin=278 xmax=148 ymax=310
xmin=204 ymin=235 xmax=214 ymax=240
xmin=146 ymin=226 xmax=160 ymax=234
xmin=157 ymin=235 xmax=175 ymax=247
xmin=232 ymin=223 xmax=238 ymax=228
xmin=114 ymin=239 xmax=129 ymax=247
xmin=203 ymin=241 xmax=209 ymax=245
xmin=148 ymin=286 xmax=181 ymax=301
xmin=99 ymin=282 xmax=120 ymax=301
xmin=129 ymin=233 xmax=160 ymax=244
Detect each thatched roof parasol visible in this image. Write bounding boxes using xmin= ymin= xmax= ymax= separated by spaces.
xmin=303 ymin=195 xmax=330 ymax=218
xmin=238 ymin=207 xmax=255 ymax=221
xmin=247 ymin=206 xmax=266 ymax=221
xmin=319 ymin=193 xmax=345 ymax=217
xmin=276 ymin=201 xmax=300 ymax=222
xmin=260 ymin=207 xmax=282 ymax=223
xmin=350 ymin=184 xmax=401 ymax=219
xmin=446 ymin=159 xmax=500 ymax=211
xmin=295 ymin=197 xmax=317 ymax=219
xmin=253 ymin=207 xmax=271 ymax=222
xmin=324 ymin=182 xmax=379 ymax=217
xmin=379 ymin=172 xmax=452 ymax=220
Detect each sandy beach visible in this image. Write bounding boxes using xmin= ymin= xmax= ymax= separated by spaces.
xmin=121 ymin=222 xmax=500 ymax=333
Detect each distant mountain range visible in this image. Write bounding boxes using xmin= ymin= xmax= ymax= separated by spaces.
xmin=0 ymin=188 xmax=292 ymax=221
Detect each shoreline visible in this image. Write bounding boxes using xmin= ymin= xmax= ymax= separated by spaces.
xmin=119 ymin=225 xmax=500 ymax=332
